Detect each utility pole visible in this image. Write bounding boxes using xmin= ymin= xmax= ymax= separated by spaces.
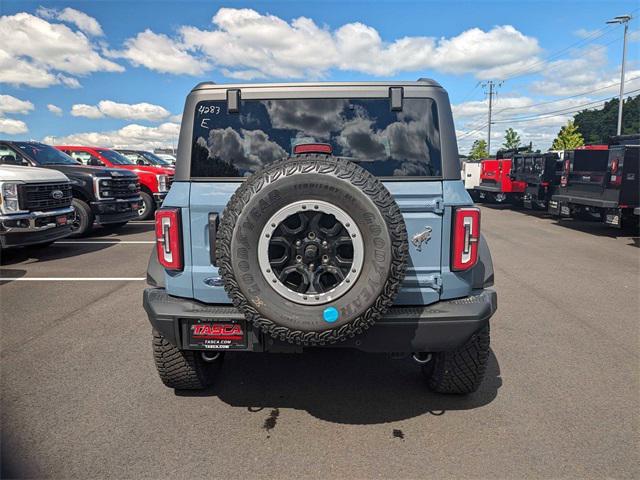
xmin=607 ymin=14 xmax=632 ymax=136
xmin=482 ymin=80 xmax=502 ymax=156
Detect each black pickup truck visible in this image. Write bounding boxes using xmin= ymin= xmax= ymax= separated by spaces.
xmin=511 ymin=152 xmax=562 ymax=209
xmin=0 ymin=141 xmax=142 ymax=236
xmin=549 ymin=136 xmax=639 ymax=228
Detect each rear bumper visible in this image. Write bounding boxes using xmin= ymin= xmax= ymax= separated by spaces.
xmin=551 ymin=193 xmax=619 ymax=209
xmin=475 ymin=183 xmax=502 ymax=193
xmin=143 ymin=288 xmax=497 ymax=353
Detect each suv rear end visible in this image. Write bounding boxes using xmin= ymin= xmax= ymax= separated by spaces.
xmin=143 ymin=81 xmax=496 ymax=394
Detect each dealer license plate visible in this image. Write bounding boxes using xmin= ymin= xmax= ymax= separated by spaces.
xmin=186 ymin=319 xmax=247 ymax=350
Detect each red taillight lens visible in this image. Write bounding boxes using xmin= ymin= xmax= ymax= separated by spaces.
xmin=293 ymin=143 xmax=332 ymax=155
xmin=451 ymin=207 xmax=480 ymax=271
xmin=609 ymin=158 xmax=622 ymax=186
xmin=563 ymin=159 xmax=570 ymax=173
xmin=155 ymin=208 xmax=182 ymax=271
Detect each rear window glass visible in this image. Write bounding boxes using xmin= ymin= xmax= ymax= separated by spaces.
xmin=191 ymin=98 xmax=441 ymax=178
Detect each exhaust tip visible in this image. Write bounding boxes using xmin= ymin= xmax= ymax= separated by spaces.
xmin=412 ymin=352 xmax=432 ymax=364
xmin=201 ymin=351 xmax=222 ymax=362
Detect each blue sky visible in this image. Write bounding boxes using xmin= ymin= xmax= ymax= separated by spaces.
xmin=1 ymin=1 xmax=638 ymax=153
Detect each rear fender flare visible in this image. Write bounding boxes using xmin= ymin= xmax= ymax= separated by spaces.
xmin=471 ymin=233 xmax=494 ymax=288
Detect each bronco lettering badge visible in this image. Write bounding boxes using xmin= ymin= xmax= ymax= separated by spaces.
xmin=187 ymin=320 xmax=247 ymax=350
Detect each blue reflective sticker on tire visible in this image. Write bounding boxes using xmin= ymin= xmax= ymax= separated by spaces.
xmin=323 ymin=307 xmax=339 ymax=323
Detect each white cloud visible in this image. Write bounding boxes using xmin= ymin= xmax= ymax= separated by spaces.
xmin=71 ymin=104 xmax=104 ymax=119
xmin=0 ymin=94 xmax=34 ymax=115
xmin=43 ymin=122 xmax=180 ymax=150
xmin=169 ymin=113 xmax=183 ymax=123
xmin=529 ymin=45 xmax=640 ymax=97
xmin=0 ymin=118 xmax=28 ymax=135
xmin=47 ymin=104 xmax=63 ymax=116
xmin=69 ymin=100 xmax=171 ymax=121
xmin=36 ymin=7 xmax=104 ymax=36
xmin=114 ymin=7 xmax=540 ymax=79
xmin=110 ymin=29 xmax=209 ymax=75
xmin=0 ymin=11 xmax=123 ymax=88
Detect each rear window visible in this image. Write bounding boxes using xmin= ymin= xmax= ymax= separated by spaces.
xmin=191 ymin=98 xmax=441 ymax=178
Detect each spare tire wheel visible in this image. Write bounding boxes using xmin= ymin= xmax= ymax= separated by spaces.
xmin=216 ymin=154 xmax=408 ymax=345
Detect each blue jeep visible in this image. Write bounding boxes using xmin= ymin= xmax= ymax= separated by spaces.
xmin=144 ymin=80 xmax=497 ymax=394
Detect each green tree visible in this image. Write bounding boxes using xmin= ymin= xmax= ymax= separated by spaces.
xmin=574 ymin=95 xmax=639 ymax=143
xmin=502 ymin=128 xmax=521 ymax=150
xmin=468 ymin=139 xmax=488 ymax=160
xmin=551 ymin=120 xmax=585 ymax=150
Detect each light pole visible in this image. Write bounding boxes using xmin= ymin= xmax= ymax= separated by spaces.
xmin=607 ymin=14 xmax=632 ymax=136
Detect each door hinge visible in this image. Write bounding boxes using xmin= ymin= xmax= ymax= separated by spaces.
xmin=424 ymin=273 xmax=442 ymax=293
xmin=425 ymin=199 xmax=444 ymax=215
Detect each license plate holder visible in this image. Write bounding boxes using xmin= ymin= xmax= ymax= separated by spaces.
xmin=56 ymin=215 xmax=68 ymax=226
xmin=185 ymin=318 xmax=247 ymax=350
xmin=560 ymin=205 xmax=570 ymax=216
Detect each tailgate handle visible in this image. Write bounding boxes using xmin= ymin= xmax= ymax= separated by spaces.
xmin=208 ymin=213 xmax=219 ymax=266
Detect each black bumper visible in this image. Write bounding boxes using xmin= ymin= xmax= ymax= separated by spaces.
xmin=153 ymin=192 xmax=167 ymax=206
xmin=91 ymin=197 xmax=141 ymax=224
xmin=1 ymin=224 xmax=72 ymax=248
xmin=551 ymin=193 xmax=619 ymax=209
xmin=475 ymin=183 xmax=502 ymax=193
xmin=143 ymin=288 xmax=497 ymax=353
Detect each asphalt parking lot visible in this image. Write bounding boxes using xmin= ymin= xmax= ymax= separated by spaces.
xmin=1 ymin=208 xmax=638 ymax=479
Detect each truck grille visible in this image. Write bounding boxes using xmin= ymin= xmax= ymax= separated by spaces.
xmin=98 ymin=177 xmax=140 ymax=199
xmin=20 ymin=182 xmax=73 ymax=211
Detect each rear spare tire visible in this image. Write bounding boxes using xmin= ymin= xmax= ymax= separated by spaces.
xmin=216 ymin=155 xmax=408 ymax=345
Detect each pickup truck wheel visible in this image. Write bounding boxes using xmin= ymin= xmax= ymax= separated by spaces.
xmin=216 ymin=154 xmax=408 ymax=345
xmin=152 ymin=330 xmax=223 ymax=390
xmin=70 ymin=198 xmax=94 ymax=237
xmin=422 ymin=324 xmax=490 ymax=394
xmin=137 ymin=191 xmax=155 ymax=220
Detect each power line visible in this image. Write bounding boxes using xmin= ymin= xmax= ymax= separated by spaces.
xmin=492 ymin=88 xmax=640 ymax=123
xmin=493 ymin=76 xmax=640 ymax=115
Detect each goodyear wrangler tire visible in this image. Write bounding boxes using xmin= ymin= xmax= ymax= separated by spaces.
xmin=216 ymin=154 xmax=408 ymax=345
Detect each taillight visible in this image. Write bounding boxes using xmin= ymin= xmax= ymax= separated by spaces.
xmin=609 ymin=158 xmax=622 ymax=186
xmin=451 ymin=207 xmax=480 ymax=271
xmin=155 ymin=208 xmax=182 ymax=270
xmin=560 ymin=159 xmax=570 ymax=186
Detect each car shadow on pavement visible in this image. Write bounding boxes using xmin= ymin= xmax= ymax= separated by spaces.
xmin=89 ymin=222 xmax=154 ymax=238
xmin=177 ymin=348 xmax=501 ymax=424
xmin=0 ymin=242 xmax=113 ymax=266
xmin=0 ymin=268 xmax=26 ymax=285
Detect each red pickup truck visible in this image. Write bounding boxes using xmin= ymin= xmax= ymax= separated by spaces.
xmin=475 ymin=158 xmax=526 ymax=203
xmin=56 ymin=146 xmax=174 ymax=220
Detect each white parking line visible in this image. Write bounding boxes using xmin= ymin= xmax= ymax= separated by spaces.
xmin=55 ymin=241 xmax=155 ymax=244
xmin=0 ymin=277 xmax=146 ymax=281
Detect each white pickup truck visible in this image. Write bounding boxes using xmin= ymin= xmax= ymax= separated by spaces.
xmin=0 ymin=163 xmax=75 ymax=249
xmin=461 ymin=161 xmax=481 ymax=199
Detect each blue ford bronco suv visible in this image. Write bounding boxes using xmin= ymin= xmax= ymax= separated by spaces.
xmin=144 ymin=80 xmax=497 ymax=394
